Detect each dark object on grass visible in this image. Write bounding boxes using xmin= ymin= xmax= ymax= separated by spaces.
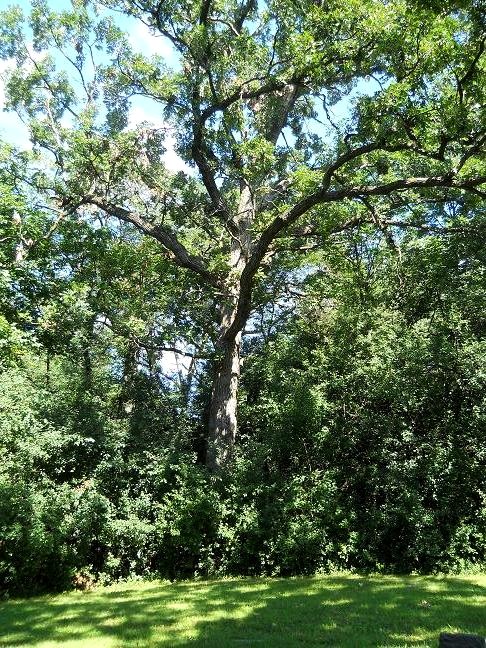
xmin=439 ymin=633 xmax=486 ymax=647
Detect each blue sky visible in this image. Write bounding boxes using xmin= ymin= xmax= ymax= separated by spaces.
xmin=0 ymin=0 xmax=189 ymax=170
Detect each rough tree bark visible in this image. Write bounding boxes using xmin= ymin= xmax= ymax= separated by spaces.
xmin=207 ymin=180 xmax=254 ymax=470
xmin=206 ymin=332 xmax=242 ymax=470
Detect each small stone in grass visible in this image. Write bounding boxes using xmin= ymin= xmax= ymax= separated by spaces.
xmin=439 ymin=633 xmax=486 ymax=647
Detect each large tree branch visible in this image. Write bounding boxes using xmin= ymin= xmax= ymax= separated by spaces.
xmin=234 ymin=0 xmax=256 ymax=32
xmin=321 ymin=142 xmax=399 ymax=186
xmin=192 ymin=77 xmax=303 ymax=225
xmin=456 ymin=33 xmax=486 ymax=103
xmin=199 ymin=0 xmax=212 ymax=24
xmin=263 ymin=83 xmax=302 ymax=145
xmin=191 ymin=120 xmax=235 ymax=231
xmin=457 ymin=130 xmax=486 ymax=171
xmin=200 ymin=77 xmax=297 ymax=121
xmin=251 ymin=174 xmax=486 ymax=271
xmin=188 ymin=72 xmax=238 ymax=229
xmin=85 ymin=196 xmax=221 ymax=287
xmin=220 ymin=172 xmax=486 ymax=342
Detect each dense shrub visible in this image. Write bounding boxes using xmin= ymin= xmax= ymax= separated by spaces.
xmin=1 ymin=227 xmax=485 ymax=594
xmin=239 ymin=304 xmax=486 ymax=574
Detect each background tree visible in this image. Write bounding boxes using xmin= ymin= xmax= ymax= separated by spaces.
xmin=1 ymin=0 xmax=485 ymax=471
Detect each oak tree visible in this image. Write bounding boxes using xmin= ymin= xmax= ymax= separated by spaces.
xmin=1 ymin=0 xmax=485 ymax=469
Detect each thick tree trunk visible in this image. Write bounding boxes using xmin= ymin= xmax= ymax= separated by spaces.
xmin=205 ymin=183 xmax=252 ymax=471
xmin=206 ymin=332 xmax=242 ymax=471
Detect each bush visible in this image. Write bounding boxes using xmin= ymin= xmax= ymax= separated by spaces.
xmin=0 ymin=478 xmax=73 ymax=593
xmin=154 ymin=466 xmax=222 ymax=579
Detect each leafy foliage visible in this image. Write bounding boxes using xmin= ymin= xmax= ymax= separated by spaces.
xmin=0 ymin=0 xmax=485 ymax=593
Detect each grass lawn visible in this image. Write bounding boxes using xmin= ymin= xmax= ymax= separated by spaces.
xmin=0 ymin=574 xmax=484 ymax=647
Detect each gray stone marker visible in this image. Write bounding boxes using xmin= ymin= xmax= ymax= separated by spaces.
xmin=439 ymin=633 xmax=486 ymax=647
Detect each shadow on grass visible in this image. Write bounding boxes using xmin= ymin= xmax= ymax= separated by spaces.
xmin=0 ymin=575 xmax=484 ymax=647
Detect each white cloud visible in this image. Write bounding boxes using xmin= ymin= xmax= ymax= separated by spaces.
xmin=127 ymin=22 xmax=177 ymax=64
xmin=128 ymin=101 xmax=191 ymax=174
xmin=127 ymin=103 xmax=166 ymax=130
xmin=162 ymin=132 xmax=191 ymax=174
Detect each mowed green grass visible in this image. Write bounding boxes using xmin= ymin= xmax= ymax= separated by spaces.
xmin=0 ymin=574 xmax=485 ymax=647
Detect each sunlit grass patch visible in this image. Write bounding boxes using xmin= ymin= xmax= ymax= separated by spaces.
xmin=0 ymin=574 xmax=484 ymax=647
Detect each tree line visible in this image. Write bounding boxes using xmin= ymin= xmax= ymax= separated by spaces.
xmin=0 ymin=0 xmax=485 ymax=593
